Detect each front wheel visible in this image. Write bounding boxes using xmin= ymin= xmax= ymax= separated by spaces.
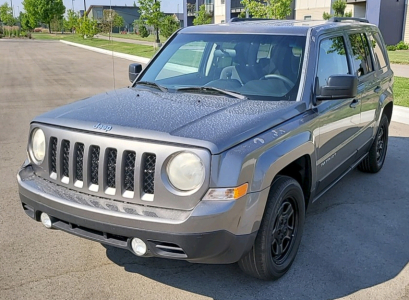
xmin=358 ymin=114 xmax=389 ymax=173
xmin=238 ymin=176 xmax=305 ymax=280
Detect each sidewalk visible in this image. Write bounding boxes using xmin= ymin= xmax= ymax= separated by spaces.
xmin=94 ymin=34 xmax=155 ymax=47
xmin=391 ymin=64 xmax=409 ymax=78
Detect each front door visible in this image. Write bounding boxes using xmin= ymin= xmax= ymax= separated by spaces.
xmin=314 ymin=35 xmax=361 ymax=195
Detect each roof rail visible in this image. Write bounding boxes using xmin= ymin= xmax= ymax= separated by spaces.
xmin=328 ymin=17 xmax=369 ymax=23
xmin=229 ymin=17 xmax=274 ymax=23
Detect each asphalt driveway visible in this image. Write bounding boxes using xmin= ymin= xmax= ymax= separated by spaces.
xmin=0 ymin=40 xmax=408 ymax=300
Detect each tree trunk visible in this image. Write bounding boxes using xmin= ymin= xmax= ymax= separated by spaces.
xmin=49 ymin=23 xmax=51 ymax=33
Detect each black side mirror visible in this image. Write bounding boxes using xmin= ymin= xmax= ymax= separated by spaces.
xmin=129 ymin=63 xmax=143 ymax=83
xmin=316 ymin=74 xmax=358 ymax=100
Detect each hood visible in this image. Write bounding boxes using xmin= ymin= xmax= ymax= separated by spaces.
xmin=33 ymin=88 xmax=306 ymax=154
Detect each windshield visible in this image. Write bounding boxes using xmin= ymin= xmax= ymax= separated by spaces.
xmin=137 ymin=33 xmax=306 ymax=101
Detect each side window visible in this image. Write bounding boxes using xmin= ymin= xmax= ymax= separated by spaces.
xmin=369 ymin=32 xmax=388 ymax=69
xmin=156 ymin=41 xmax=206 ymax=80
xmin=348 ymin=33 xmax=374 ymax=77
xmin=316 ymin=36 xmax=349 ymax=94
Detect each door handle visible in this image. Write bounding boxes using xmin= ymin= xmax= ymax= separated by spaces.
xmin=374 ymin=86 xmax=381 ymax=93
xmin=349 ymin=99 xmax=360 ymax=109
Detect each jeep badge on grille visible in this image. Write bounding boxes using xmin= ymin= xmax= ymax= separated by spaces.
xmin=93 ymin=123 xmax=112 ymax=132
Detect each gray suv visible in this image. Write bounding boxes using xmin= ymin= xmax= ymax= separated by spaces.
xmin=18 ymin=18 xmax=393 ymax=280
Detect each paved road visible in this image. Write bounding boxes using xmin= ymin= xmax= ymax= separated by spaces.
xmin=0 ymin=40 xmax=408 ymax=300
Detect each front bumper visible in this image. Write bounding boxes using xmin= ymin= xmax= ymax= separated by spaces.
xmin=18 ymin=165 xmax=258 ymax=263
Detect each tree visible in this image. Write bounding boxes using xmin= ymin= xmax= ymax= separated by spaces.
xmin=193 ymin=4 xmax=212 ymax=25
xmin=20 ymin=12 xmax=36 ymax=31
xmin=323 ymin=0 xmax=352 ymax=20
xmin=133 ymin=19 xmax=149 ymax=37
xmin=138 ymin=0 xmax=164 ymax=43
xmin=240 ymin=0 xmax=292 ymax=20
xmin=77 ymin=17 xmax=99 ymax=38
xmin=113 ymin=14 xmax=124 ymax=31
xmin=23 ymin=0 xmax=66 ymax=33
xmin=64 ymin=9 xmax=79 ymax=33
xmin=161 ymin=15 xmax=179 ymax=38
xmin=0 ymin=3 xmax=17 ymax=26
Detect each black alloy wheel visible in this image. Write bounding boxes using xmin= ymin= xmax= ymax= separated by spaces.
xmin=238 ymin=176 xmax=305 ymax=280
xmin=358 ymin=114 xmax=389 ymax=173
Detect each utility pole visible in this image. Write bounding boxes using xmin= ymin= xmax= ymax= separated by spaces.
xmin=10 ymin=0 xmax=13 ymax=17
xmin=154 ymin=0 xmax=160 ymax=44
xmin=83 ymin=0 xmax=86 ymax=15
xmin=72 ymin=0 xmax=75 ymax=11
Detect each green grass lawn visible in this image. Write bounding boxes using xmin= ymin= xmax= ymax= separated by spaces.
xmin=32 ymin=33 xmax=157 ymax=58
xmin=99 ymin=33 xmax=168 ymax=43
xmin=394 ymin=77 xmax=409 ymax=107
xmin=388 ymin=50 xmax=409 ymax=65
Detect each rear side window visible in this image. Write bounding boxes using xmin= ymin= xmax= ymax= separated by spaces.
xmin=316 ymin=36 xmax=349 ymax=93
xmin=369 ymin=32 xmax=387 ymax=69
xmin=348 ymin=33 xmax=374 ymax=77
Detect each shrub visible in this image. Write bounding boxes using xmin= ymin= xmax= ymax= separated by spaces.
xmin=139 ymin=24 xmax=149 ymax=38
xmin=396 ymin=41 xmax=409 ymax=50
xmin=387 ymin=45 xmax=397 ymax=51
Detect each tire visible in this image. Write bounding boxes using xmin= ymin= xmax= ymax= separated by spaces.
xmin=238 ymin=176 xmax=305 ymax=280
xmin=358 ymin=114 xmax=389 ymax=173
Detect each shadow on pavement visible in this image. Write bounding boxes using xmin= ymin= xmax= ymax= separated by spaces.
xmin=104 ymin=136 xmax=409 ymax=300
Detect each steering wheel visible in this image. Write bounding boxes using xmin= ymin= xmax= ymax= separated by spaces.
xmin=260 ymin=74 xmax=294 ymax=87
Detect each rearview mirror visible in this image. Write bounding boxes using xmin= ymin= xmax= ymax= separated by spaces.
xmin=129 ymin=63 xmax=143 ymax=83
xmin=316 ymin=74 xmax=358 ymax=100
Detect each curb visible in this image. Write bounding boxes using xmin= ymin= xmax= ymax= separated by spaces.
xmin=392 ymin=105 xmax=409 ymax=125
xmin=59 ymin=39 xmax=409 ymax=125
xmin=59 ymin=40 xmax=151 ymax=64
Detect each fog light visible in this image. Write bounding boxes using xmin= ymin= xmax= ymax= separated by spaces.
xmin=131 ymin=238 xmax=147 ymax=256
xmin=40 ymin=212 xmax=53 ymax=229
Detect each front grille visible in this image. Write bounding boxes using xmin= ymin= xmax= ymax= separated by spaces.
xmin=75 ymin=143 xmax=84 ymax=181
xmin=90 ymin=146 xmax=100 ymax=185
xmin=143 ymin=154 xmax=156 ymax=194
xmin=50 ymin=137 xmax=58 ymax=173
xmin=62 ymin=140 xmax=70 ymax=177
xmin=124 ymin=151 xmax=136 ymax=191
xmin=106 ymin=148 xmax=117 ymax=188
xmin=45 ymin=139 xmax=158 ymax=199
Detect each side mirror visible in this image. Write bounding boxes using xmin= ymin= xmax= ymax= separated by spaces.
xmin=316 ymin=74 xmax=358 ymax=100
xmin=129 ymin=63 xmax=143 ymax=83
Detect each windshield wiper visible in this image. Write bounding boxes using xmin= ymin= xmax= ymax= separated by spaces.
xmin=176 ymin=86 xmax=247 ymax=100
xmin=136 ymin=81 xmax=168 ymax=92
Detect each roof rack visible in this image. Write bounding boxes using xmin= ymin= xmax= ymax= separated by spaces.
xmin=328 ymin=17 xmax=369 ymax=23
xmin=229 ymin=17 xmax=274 ymax=23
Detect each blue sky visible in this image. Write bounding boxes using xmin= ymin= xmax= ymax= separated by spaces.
xmin=6 ymin=0 xmax=184 ymax=15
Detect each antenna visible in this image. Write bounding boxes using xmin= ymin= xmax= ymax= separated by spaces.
xmin=110 ymin=0 xmax=116 ymax=90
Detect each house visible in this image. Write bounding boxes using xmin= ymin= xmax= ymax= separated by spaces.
xmin=86 ymin=5 xmax=141 ymax=33
xmin=294 ymin=0 xmax=409 ymax=45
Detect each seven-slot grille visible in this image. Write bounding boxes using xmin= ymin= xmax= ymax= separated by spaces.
xmin=48 ymin=137 xmax=156 ymax=197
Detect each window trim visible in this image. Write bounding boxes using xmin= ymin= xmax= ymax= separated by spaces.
xmin=345 ymin=30 xmax=376 ymax=79
xmin=313 ymin=32 xmax=352 ymax=100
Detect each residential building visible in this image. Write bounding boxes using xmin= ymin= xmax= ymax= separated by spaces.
xmin=294 ymin=0 xmax=409 ymax=45
xmin=86 ymin=5 xmax=140 ymax=33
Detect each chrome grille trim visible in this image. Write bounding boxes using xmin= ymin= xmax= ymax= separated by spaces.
xmin=31 ymin=124 xmax=211 ymax=210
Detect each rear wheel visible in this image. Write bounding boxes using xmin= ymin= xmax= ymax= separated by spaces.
xmin=358 ymin=114 xmax=389 ymax=173
xmin=238 ymin=176 xmax=305 ymax=280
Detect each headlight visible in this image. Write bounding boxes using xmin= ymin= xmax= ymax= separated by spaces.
xmin=30 ymin=128 xmax=46 ymax=164
xmin=167 ymin=152 xmax=205 ymax=191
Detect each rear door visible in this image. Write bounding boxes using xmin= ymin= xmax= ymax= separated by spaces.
xmin=346 ymin=31 xmax=379 ymax=154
